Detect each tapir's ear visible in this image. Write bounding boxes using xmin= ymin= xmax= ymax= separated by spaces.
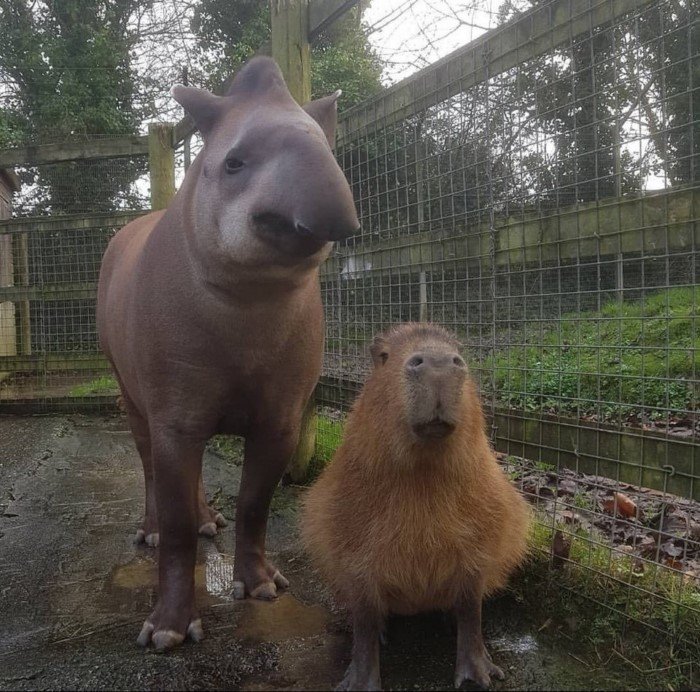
xmin=370 ymin=335 xmax=389 ymax=368
xmin=303 ymin=90 xmax=342 ymax=148
xmin=171 ymin=84 xmax=224 ymax=138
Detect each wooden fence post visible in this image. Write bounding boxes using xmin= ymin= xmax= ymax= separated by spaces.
xmin=271 ymin=0 xmax=317 ymax=479
xmin=16 ymin=234 xmax=31 ymax=355
xmin=271 ymin=0 xmax=311 ymax=105
xmin=148 ymin=122 xmax=176 ymax=210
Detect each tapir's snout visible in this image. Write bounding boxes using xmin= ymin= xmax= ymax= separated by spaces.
xmin=291 ymin=162 xmax=360 ymax=243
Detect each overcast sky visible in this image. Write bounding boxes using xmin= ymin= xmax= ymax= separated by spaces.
xmin=363 ymin=0 xmax=505 ymax=83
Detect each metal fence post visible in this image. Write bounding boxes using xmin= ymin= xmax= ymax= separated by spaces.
xmin=271 ymin=0 xmax=317 ymax=480
xmin=148 ymin=122 xmax=176 ymax=210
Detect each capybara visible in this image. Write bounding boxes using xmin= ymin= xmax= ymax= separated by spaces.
xmin=97 ymin=56 xmax=359 ymax=650
xmin=302 ymin=323 xmax=530 ymax=690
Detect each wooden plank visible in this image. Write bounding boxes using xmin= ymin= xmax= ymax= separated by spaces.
xmin=490 ymin=408 xmax=699 ymax=501
xmin=319 ymin=187 xmax=700 ymax=279
xmin=148 ymin=123 xmax=176 ymax=210
xmin=0 ymin=136 xmax=149 ymax=168
xmin=0 ymin=283 xmax=96 ymax=302
xmin=0 ymin=394 xmax=118 ymax=414
xmin=271 ymin=0 xmax=312 ymax=105
xmin=0 ymin=352 xmax=110 ymax=373
xmin=337 ymin=0 xmax=654 ymax=142
xmin=0 ymin=211 xmax=142 ymax=235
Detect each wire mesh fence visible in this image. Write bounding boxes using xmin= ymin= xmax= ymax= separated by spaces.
xmin=318 ymin=0 xmax=699 ymax=661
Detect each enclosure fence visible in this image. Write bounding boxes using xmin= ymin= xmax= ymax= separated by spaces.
xmin=0 ymin=0 xmax=698 ymax=666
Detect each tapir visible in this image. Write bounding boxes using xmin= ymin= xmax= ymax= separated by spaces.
xmin=96 ymin=56 xmax=359 ymax=650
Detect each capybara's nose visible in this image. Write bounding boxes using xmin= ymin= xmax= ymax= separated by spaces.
xmin=405 ymin=351 xmax=466 ymax=375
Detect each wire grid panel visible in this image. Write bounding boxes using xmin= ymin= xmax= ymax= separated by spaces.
xmin=319 ymin=0 xmax=699 ymax=653
xmin=0 ymin=212 xmax=141 ymax=409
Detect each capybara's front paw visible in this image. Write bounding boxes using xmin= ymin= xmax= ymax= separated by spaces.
xmin=136 ymin=604 xmax=204 ymax=651
xmin=454 ymin=646 xmax=504 ymax=689
xmin=336 ymin=662 xmax=381 ymax=691
xmin=231 ymin=557 xmax=289 ymax=600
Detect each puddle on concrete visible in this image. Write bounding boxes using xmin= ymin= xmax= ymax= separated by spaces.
xmin=491 ymin=633 xmax=538 ymax=654
xmin=236 ymin=594 xmax=329 ymax=643
xmin=105 ymin=544 xmax=240 ymax=612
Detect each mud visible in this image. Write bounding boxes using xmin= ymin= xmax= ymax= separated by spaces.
xmin=0 ymin=414 xmax=646 ymax=690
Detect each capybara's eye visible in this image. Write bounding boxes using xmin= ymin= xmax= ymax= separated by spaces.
xmin=224 ymin=157 xmax=245 ymax=173
xmin=408 ymin=356 xmax=423 ymax=368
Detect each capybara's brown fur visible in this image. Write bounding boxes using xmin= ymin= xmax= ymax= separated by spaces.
xmin=301 ymin=322 xmax=530 ymax=689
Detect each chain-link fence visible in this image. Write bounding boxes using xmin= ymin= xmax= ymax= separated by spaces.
xmin=318 ymin=0 xmax=699 ymax=663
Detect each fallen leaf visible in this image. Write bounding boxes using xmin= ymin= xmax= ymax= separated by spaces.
xmin=660 ymin=540 xmax=683 ymax=558
xmin=558 ymin=479 xmax=578 ymax=496
xmin=664 ymin=557 xmax=684 ymax=570
xmin=599 ymin=493 xmax=638 ymax=519
xmin=613 ymin=492 xmax=637 ymax=518
xmin=552 ymin=530 xmax=571 ymax=568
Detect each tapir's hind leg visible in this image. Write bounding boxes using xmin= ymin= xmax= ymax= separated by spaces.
xmin=232 ymin=430 xmax=293 ymax=600
xmin=196 ymin=472 xmax=227 ymax=536
xmin=128 ymin=411 xmax=160 ymax=547
xmin=124 ymin=404 xmax=226 ymax=546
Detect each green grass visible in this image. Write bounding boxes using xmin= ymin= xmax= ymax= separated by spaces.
xmin=305 ymin=415 xmax=344 ymax=483
xmin=486 ymin=287 xmax=699 ymax=420
xmin=68 ymin=375 xmax=118 ymax=397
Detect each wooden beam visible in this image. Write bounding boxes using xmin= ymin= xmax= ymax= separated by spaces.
xmin=0 ymin=352 xmax=110 ymax=373
xmin=0 ymin=283 xmax=95 ymax=302
xmin=320 ymin=187 xmax=700 ymax=279
xmin=148 ymin=122 xmax=176 ymax=211
xmin=0 ymin=211 xmax=141 ymax=235
xmin=337 ymin=0 xmax=655 ymax=142
xmin=0 ymin=136 xmax=149 ymax=168
xmin=308 ymin=0 xmax=360 ymax=41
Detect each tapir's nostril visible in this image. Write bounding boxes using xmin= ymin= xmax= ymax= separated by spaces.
xmin=328 ymin=224 xmax=360 ymax=242
xmin=294 ymin=222 xmax=313 ymax=237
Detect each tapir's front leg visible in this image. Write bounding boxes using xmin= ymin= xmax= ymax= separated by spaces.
xmin=232 ymin=428 xmax=296 ymax=600
xmin=137 ymin=430 xmax=205 ymax=650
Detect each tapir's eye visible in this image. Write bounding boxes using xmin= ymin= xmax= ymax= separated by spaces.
xmin=224 ymin=157 xmax=245 ymax=174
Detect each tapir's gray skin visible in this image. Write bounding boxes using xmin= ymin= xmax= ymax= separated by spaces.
xmin=96 ymin=57 xmax=359 ymax=651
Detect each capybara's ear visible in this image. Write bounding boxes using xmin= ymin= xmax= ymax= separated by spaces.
xmin=370 ymin=335 xmax=389 ymax=367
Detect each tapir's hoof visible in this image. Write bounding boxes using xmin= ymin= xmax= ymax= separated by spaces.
xmin=197 ymin=511 xmax=227 ymax=537
xmin=199 ymin=522 xmax=218 ymax=537
xmin=137 ymin=617 xmax=204 ymax=651
xmin=231 ymin=569 xmax=289 ymax=600
xmin=134 ymin=529 xmax=159 ymax=547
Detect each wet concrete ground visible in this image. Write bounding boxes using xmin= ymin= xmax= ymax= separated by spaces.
xmin=0 ymin=414 xmax=642 ymax=690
